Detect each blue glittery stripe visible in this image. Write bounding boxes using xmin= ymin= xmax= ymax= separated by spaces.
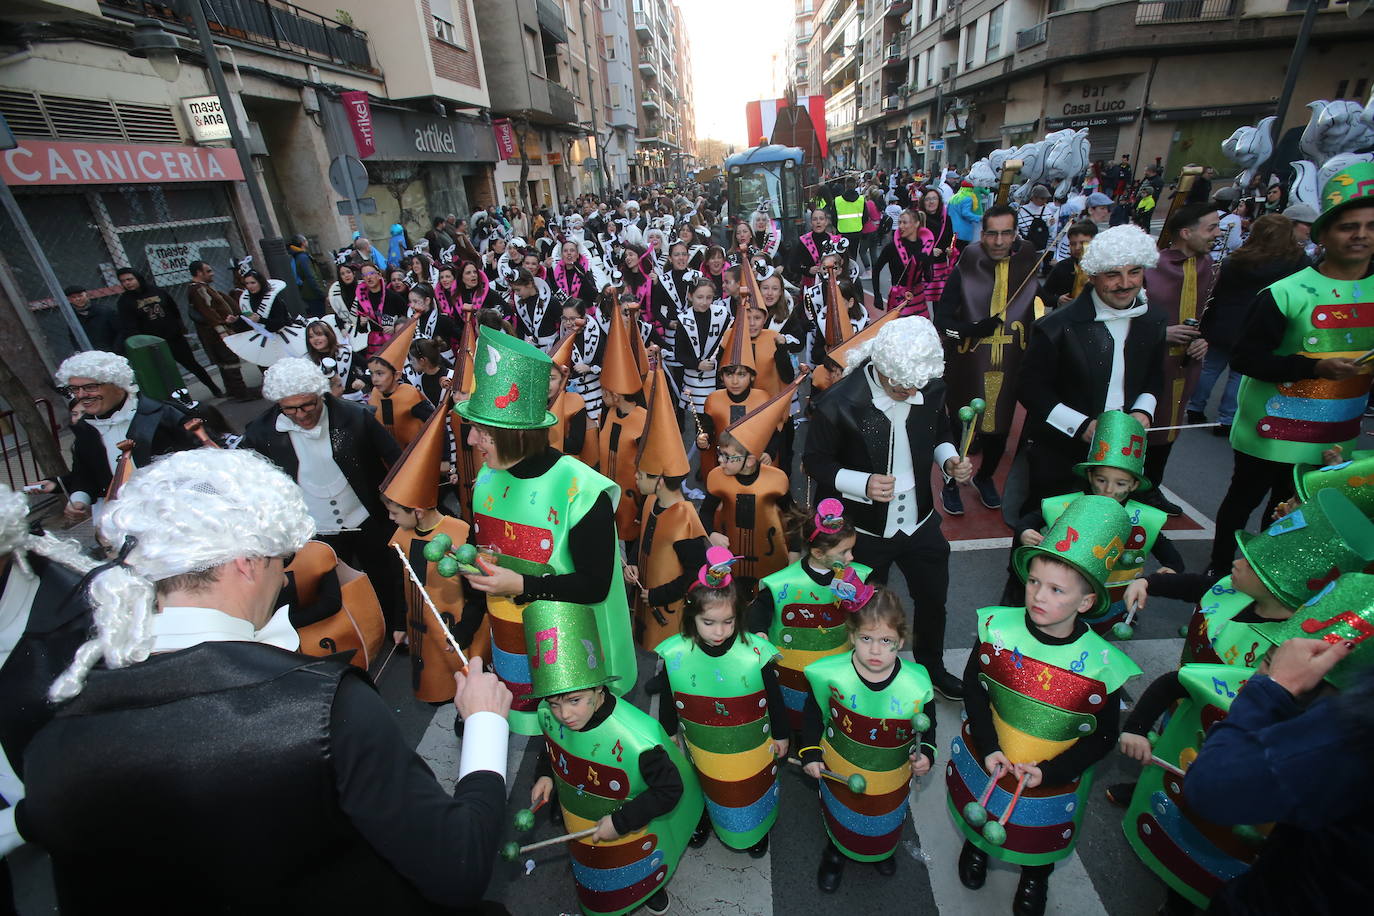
xmin=1262 ymin=393 xmax=1365 ymax=422
xmin=780 ymin=682 xmax=808 ymax=713
xmin=818 ymin=781 xmax=907 ymax=837
xmin=949 ymin=737 xmax=1079 ymax=828
xmin=705 ymin=780 xmax=780 ymax=835
xmin=1146 ymin=791 xmax=1249 ymax=881
xmin=569 ymin=847 xmax=664 ymax=893
xmin=492 ymin=642 xmax=531 ymax=685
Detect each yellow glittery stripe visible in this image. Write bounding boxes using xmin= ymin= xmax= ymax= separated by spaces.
xmin=989 ymin=259 xmax=1010 ymax=321
xmin=1170 ymin=257 xmax=1197 ymax=359
xmin=990 ymin=708 xmax=1077 ymax=764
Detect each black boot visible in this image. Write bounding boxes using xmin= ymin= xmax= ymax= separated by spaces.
xmin=817 ymin=841 xmax=845 ymax=893
xmin=689 ymin=813 xmax=711 ymax=848
xmin=747 ymin=833 xmax=769 ymax=859
xmin=874 ymin=852 xmax=896 ymax=876
xmin=1013 ymin=866 xmax=1051 ymax=916
xmin=958 ymin=840 xmax=988 ymax=890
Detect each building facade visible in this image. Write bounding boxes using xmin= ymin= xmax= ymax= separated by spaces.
xmin=627 ymin=0 xmax=696 ymax=184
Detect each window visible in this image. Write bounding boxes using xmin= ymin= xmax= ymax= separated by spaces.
xmin=603 ymin=35 xmax=616 ymax=59
xmin=434 ymin=17 xmax=456 ymax=43
xmin=986 ymin=6 xmax=1003 ymax=55
xmin=524 ymin=27 xmax=543 ymax=76
xmin=964 ymin=24 xmax=975 ymax=69
xmin=430 ymin=0 xmax=466 ymax=48
xmin=572 ymin=66 xmax=582 ymax=99
xmin=1048 ymin=0 xmax=1068 ymax=12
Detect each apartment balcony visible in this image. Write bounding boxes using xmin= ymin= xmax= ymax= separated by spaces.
xmin=796 ymin=26 xmax=814 ymax=44
xmin=883 ymin=41 xmax=906 ymax=66
xmin=643 ymin=91 xmax=660 ymax=113
xmin=638 ymin=51 xmax=657 ymax=79
xmin=547 ymin=80 xmax=577 ymax=123
xmin=821 ymin=43 xmax=858 ymax=85
xmin=102 ymin=0 xmax=377 ymax=73
xmin=1016 ymin=20 xmax=1048 ymax=50
xmin=536 ymin=0 xmax=568 ymax=43
xmin=634 ymin=10 xmax=651 ymax=37
xmin=940 ymin=4 xmax=961 ymax=38
xmin=884 ymin=0 xmax=912 ymax=16
xmin=882 ymin=95 xmax=901 ymax=111
xmin=1135 ymin=0 xmax=1235 ymax=24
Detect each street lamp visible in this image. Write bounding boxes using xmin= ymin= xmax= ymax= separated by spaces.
xmin=127 ymin=9 xmax=301 ymax=312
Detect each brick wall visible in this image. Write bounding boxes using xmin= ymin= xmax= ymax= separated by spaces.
xmin=423 ymin=0 xmax=482 ymax=89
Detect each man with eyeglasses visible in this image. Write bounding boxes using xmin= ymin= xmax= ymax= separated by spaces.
xmin=240 ymin=358 xmax=405 ymax=633
xmin=37 ymin=350 xmax=198 ymax=524
xmin=935 ymin=204 xmax=1044 ymax=515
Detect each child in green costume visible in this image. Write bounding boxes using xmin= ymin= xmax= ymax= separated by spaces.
xmin=527 ymin=602 xmax=703 ymax=916
xmin=951 ymin=495 xmax=1141 ymax=916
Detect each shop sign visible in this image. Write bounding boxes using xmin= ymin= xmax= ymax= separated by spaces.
xmin=0 ymin=140 xmax=244 ymax=186
xmin=1044 ymin=110 xmax=1139 ymax=131
xmin=341 ymin=90 xmax=376 ymax=158
xmin=547 ymin=151 xmax=564 ymax=165
xmin=145 ymin=238 xmax=229 ymax=286
xmin=1059 ymin=81 xmax=1135 ymax=119
xmin=181 ymin=95 xmax=231 ymax=142
xmin=493 ymin=118 xmax=517 ymax=160
xmin=1148 ymin=103 xmax=1274 ymax=121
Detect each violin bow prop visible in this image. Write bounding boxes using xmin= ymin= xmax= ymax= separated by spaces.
xmin=391 ymin=543 xmax=469 ymax=671
xmin=183 ymin=418 xmax=222 ymax=449
xmin=1001 ymin=219 xmax=1077 ymax=310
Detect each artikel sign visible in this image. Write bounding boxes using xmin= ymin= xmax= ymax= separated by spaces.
xmin=414 ymin=122 xmax=457 ymax=155
xmin=341 ymin=90 xmax=376 ymax=158
xmin=182 ymin=95 xmax=231 ymax=142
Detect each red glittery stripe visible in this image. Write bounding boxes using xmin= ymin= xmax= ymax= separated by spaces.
xmin=823 ymin=808 xmax=904 ymax=857
xmin=978 ymin=642 xmax=1109 ymax=715
xmin=826 ymin=692 xmax=922 ymax=749
xmin=544 ymin=736 xmax=632 ymax=800
xmin=675 ymin=689 xmax=768 ymax=726
xmin=1310 ymin=303 xmax=1374 ymax=328
xmin=1255 ymin=415 xmax=1362 ymax=443
xmin=1133 ymin=812 xmax=1224 ymax=901
xmin=569 ymin=832 xmax=660 ymax=869
xmin=779 ymin=601 xmax=848 ymax=630
xmin=696 ymin=759 xmax=779 ymax=808
xmin=575 ymin=862 xmax=668 ymax=915
xmin=473 ymin=512 xmax=555 ymax=564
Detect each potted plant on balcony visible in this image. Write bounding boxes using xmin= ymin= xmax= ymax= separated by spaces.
xmin=335 ymin=10 xmax=357 ymax=35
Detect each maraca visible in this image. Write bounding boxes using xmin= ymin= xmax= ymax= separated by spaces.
xmin=513 ymin=797 xmax=549 ymax=832
xmin=961 ymin=762 xmax=1004 ymax=828
xmin=982 ymin=771 xmax=1030 ymax=847
xmin=424 ymin=533 xmax=480 ymax=577
xmin=912 ymin=712 xmax=931 ymax=733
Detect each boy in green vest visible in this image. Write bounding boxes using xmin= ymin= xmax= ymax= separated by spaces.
xmin=526 ymin=602 xmax=703 ymax=916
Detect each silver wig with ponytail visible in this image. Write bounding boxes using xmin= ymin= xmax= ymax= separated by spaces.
xmin=48 ymin=449 xmax=315 ymax=703
xmin=0 ymin=485 xmax=100 ymax=580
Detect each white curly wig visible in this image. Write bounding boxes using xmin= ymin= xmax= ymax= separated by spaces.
xmin=55 ymin=350 xmax=138 ymax=394
xmin=48 ymin=449 xmax=315 ymax=702
xmin=0 ymin=483 xmax=102 ymax=618
xmin=262 ymin=356 xmax=329 ymax=402
xmin=1079 ymin=225 xmax=1161 ymax=276
xmin=844 ymin=315 xmax=945 ymax=390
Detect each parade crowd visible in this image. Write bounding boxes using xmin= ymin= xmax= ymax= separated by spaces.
xmin=3 ymin=155 xmax=1374 ymax=916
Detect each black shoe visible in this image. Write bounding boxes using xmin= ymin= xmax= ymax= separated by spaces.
xmin=817 ymin=842 xmax=845 ymax=893
xmin=1104 ymin=781 xmax=1137 ymax=808
xmin=1186 ymin=409 xmax=1207 ymax=424
xmin=644 ymin=887 xmax=670 ymax=915
xmin=930 ymin=667 xmax=964 ymax=701
xmin=1137 ymin=487 xmax=1183 ymax=517
xmin=874 ymin=853 xmax=896 ymax=876
xmin=958 ymin=841 xmax=988 ymax=890
xmin=1213 ymin=424 xmax=1231 ymax=438
xmin=972 ymin=476 xmax=1002 ymax=509
xmin=747 ymin=833 xmax=769 ymax=858
xmin=1013 ymin=870 xmax=1050 ymax=916
xmin=689 ymin=815 xmax=711 ymax=848
xmin=941 ymin=481 xmax=964 ymax=516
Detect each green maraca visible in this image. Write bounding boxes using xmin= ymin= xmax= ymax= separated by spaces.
xmin=500 ymin=840 xmax=522 ymax=862
xmin=982 ymin=821 xmax=1007 ymax=846
xmin=912 ymin=712 xmax=931 ymax=733
xmin=422 ymin=533 xmax=453 ymax=563
xmin=962 ymin=800 xmax=989 ymax=828
xmin=513 ymin=808 xmax=536 ymax=832
xmin=424 ymin=535 xmax=480 ymax=578
xmin=969 ymin=397 xmax=986 ymax=414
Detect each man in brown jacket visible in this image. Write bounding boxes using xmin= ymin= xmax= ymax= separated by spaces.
xmin=187 ymin=260 xmax=252 ymax=400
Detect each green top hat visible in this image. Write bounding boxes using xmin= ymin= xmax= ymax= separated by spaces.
xmin=1074 ymin=410 xmax=1152 ymax=493
xmin=1312 ymin=161 xmax=1374 ymax=241
xmin=1013 ymin=494 xmax=1132 ymax=616
xmin=525 ymin=601 xmax=619 ymax=699
xmin=1236 ymin=487 xmax=1374 ymax=609
xmin=453 ymin=325 xmax=557 ymax=429
xmin=1252 ymin=572 xmax=1374 ymax=691
xmin=1294 ymin=450 xmax=1374 ymax=517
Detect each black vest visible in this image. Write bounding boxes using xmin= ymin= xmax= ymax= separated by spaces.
xmin=21 ymin=642 xmax=443 ymax=913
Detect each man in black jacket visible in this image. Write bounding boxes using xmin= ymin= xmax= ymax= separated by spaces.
xmin=38 ymin=350 xmax=198 ymax=523
xmin=16 ymin=449 xmax=513 ymax=912
xmin=804 ymin=316 xmax=973 ymax=699
xmin=114 ymin=267 xmax=222 ymax=397
xmin=240 ymin=357 xmax=405 ymax=629
xmin=1016 ymin=224 xmax=1167 ymax=514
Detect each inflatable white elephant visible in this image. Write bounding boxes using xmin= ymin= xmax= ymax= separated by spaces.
xmin=966 ymin=158 xmax=999 ymax=188
xmin=1037 ymin=128 xmax=1090 ymax=201
xmin=1299 ymin=100 xmax=1374 ymax=168
xmin=1288 ymin=159 xmax=1320 ymax=211
xmin=1220 ymin=116 xmax=1276 ymax=190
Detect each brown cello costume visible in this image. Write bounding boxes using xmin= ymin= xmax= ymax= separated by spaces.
xmin=449 ymin=308 xmax=481 ymax=520
xmin=635 ymin=359 xmax=708 ymax=651
xmin=598 ymin=298 xmax=649 ymax=541
xmin=699 ymin=275 xmax=769 ymax=477
xmin=382 ymin=388 xmax=488 ymax=702
xmin=718 ymin=250 xmax=787 ymax=399
xmin=548 ymin=331 xmax=601 ymax=467
xmin=286 ymin=540 xmax=387 ymax=670
xmin=937 ymin=240 xmax=1043 ymax=436
xmin=367 ymin=316 xmax=433 ymax=448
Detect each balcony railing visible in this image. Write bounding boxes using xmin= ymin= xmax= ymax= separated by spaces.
xmin=1135 ymin=0 xmax=1236 ymax=24
xmin=882 ymin=95 xmax=900 ymax=111
xmin=1016 ymin=20 xmax=1047 ymax=49
xmin=103 ymin=0 xmax=376 ymax=73
xmin=547 ymin=80 xmax=576 ymax=123
xmin=634 ymin=10 xmax=651 ymax=34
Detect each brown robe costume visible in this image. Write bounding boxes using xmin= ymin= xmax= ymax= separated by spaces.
xmin=369 ymin=383 xmax=429 ymax=447
xmin=705 ymin=464 xmax=789 ymax=584
xmin=1144 ymin=248 xmax=1217 ymax=444
xmin=941 ymin=242 xmax=1042 ymax=434
xmin=598 ymin=405 xmax=648 ymax=541
xmin=636 ymin=497 xmax=707 ymax=651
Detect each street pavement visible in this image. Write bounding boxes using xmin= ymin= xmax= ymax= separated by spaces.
xmin=14 ymin=347 xmax=1294 ymax=916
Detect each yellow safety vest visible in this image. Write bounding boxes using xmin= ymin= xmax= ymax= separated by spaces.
xmin=834 ymin=194 xmax=865 ymax=234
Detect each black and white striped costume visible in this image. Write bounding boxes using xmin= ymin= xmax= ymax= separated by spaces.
xmin=675 ymin=300 xmax=733 ymax=413
xmin=223 ymin=279 xmax=307 ymax=367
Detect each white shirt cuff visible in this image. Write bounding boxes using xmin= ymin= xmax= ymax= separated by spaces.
xmin=69 ymin=491 xmax=91 ymax=508
xmin=0 ymin=806 xmax=21 ymax=857
xmin=1047 ymin=404 xmax=1089 ymax=438
xmin=834 ymin=469 xmax=873 ymax=504
xmin=933 ymin=442 xmax=959 ymax=481
xmin=1130 ymin=394 xmax=1157 ymax=419
xmin=458 ymin=710 xmax=509 ymax=781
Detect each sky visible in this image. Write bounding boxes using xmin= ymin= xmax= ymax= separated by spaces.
xmin=679 ymin=0 xmax=794 ymax=146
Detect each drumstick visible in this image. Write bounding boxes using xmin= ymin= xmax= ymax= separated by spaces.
xmin=500 ymin=827 xmax=599 ymax=860
xmin=786 ymin=757 xmax=867 ymax=793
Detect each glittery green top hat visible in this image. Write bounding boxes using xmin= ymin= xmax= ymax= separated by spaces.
xmin=1074 ymin=410 xmax=1152 ymax=492
xmin=453 ymin=325 xmax=557 ymax=429
xmin=1235 ymin=487 xmax=1374 ymax=609
xmin=1013 ymin=494 xmax=1132 ymax=616
xmin=1252 ymin=573 xmax=1374 ymax=691
xmin=525 ymin=601 xmax=620 ymax=699
xmin=1294 ymin=450 xmax=1374 ymax=517
xmin=1312 ymin=161 xmax=1374 ymax=240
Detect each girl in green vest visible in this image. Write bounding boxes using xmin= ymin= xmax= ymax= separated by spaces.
xmin=799 ymin=587 xmax=936 ymax=892
xmin=654 ymin=547 xmax=790 ymax=857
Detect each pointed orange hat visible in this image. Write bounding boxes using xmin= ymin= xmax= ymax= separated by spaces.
xmin=600 ymin=301 xmax=644 ymax=396
xmin=824 ymin=306 xmax=901 ymax=371
xmin=381 ymin=389 xmax=452 ymax=509
xmin=719 ymin=293 xmax=757 ymax=374
xmin=636 ymin=361 xmax=689 ymax=477
xmin=373 ymin=315 xmax=420 ymax=372
xmin=723 ymin=369 xmax=809 ymax=457
xmin=452 ymin=315 xmax=478 ymax=395
xmin=550 ymin=330 xmax=577 ymax=370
